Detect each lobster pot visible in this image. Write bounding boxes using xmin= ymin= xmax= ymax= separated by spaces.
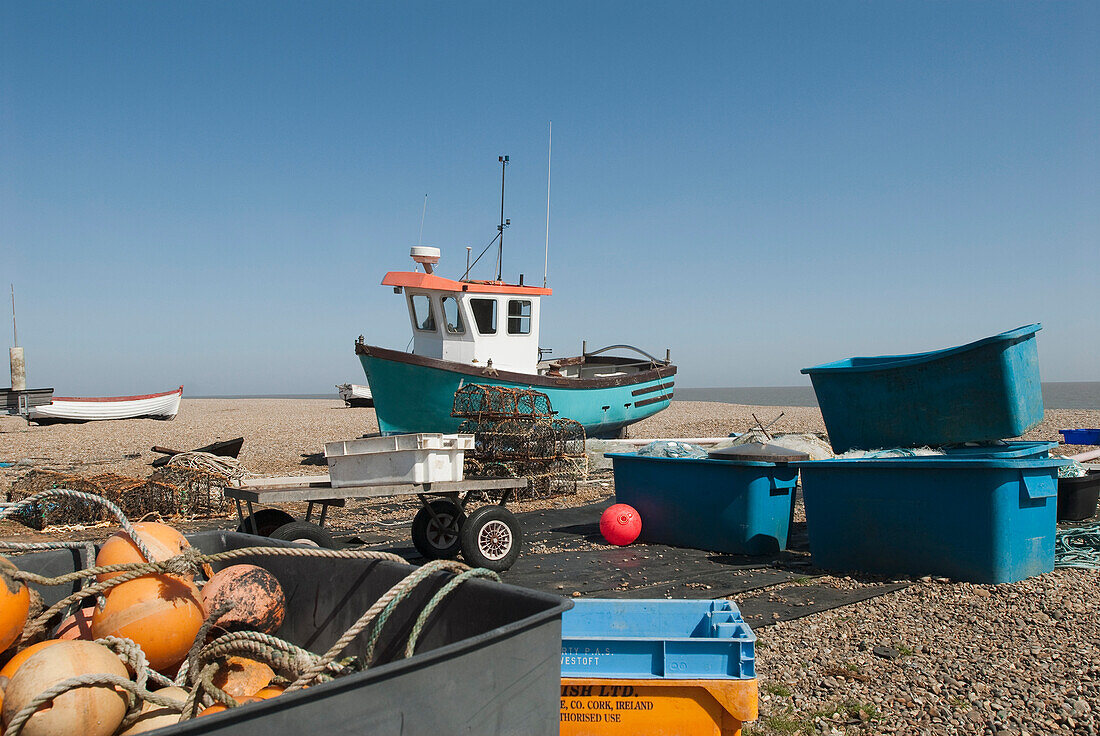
xmin=459 ymin=418 xmax=586 ymax=462
xmin=12 ymin=532 xmax=570 ymax=736
xmin=452 ymin=384 xmax=554 ymax=419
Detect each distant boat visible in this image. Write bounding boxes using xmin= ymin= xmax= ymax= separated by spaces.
xmin=29 ymin=386 xmax=183 ymax=424
xmin=337 ymin=383 xmax=374 ymax=407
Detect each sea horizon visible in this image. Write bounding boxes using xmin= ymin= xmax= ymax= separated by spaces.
xmin=191 ymin=381 xmax=1100 ymax=410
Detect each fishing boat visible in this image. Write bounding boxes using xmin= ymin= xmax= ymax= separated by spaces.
xmin=28 ymin=386 xmax=183 ymax=424
xmin=356 ymin=247 xmax=675 ymax=438
xmin=336 ymin=383 xmax=374 ymax=407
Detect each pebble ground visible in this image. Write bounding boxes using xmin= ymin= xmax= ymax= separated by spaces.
xmin=3 ymin=398 xmax=1099 ymax=734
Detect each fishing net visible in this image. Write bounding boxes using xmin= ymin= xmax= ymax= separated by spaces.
xmin=7 ymin=467 xmax=232 ymax=528
xmin=454 ymin=385 xmax=586 ymax=498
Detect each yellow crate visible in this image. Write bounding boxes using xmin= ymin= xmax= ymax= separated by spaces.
xmin=560 ymin=677 xmax=758 ymax=736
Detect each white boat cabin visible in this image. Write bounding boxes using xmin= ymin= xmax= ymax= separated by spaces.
xmin=382 ymin=247 xmax=550 ymax=374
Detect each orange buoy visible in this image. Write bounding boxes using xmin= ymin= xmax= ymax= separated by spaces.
xmin=1 ymin=640 xmax=129 ymax=736
xmin=211 ymin=656 xmax=274 ymax=698
xmin=0 ymin=640 xmax=63 ymax=713
xmin=202 ymin=564 xmax=286 ymax=634
xmin=54 ymin=606 xmax=96 ymax=641
xmin=95 ymin=523 xmax=192 ymax=583
xmin=198 ymin=695 xmax=261 ymax=717
xmin=90 ymin=575 xmax=204 ymax=673
xmin=252 ymin=685 xmax=284 ymax=699
xmin=0 ymin=558 xmax=31 ymax=653
xmin=117 ymin=685 xmax=187 ymax=735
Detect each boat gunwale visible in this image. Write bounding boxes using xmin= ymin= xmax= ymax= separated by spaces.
xmin=800 ymin=324 xmax=1041 ymax=375
xmin=356 ymin=343 xmax=676 ymax=390
xmin=46 ymin=386 xmax=184 ymax=403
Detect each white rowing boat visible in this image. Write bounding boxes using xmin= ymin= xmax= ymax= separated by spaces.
xmin=337 ymin=383 xmax=374 ymax=408
xmin=29 ymin=386 xmax=183 ymax=423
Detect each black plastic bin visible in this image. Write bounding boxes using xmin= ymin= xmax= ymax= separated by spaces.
xmin=11 ymin=531 xmax=571 ymax=736
xmin=1058 ymin=472 xmax=1100 ymax=521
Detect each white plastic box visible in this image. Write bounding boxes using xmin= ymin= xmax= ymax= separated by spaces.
xmin=324 ymin=433 xmax=475 ymax=488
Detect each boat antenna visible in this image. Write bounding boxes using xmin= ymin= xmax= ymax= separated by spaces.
xmin=543 ymin=122 xmax=552 ymax=288
xmin=10 ymin=284 xmax=16 ymax=346
xmin=496 ymin=154 xmax=509 ymax=281
xmin=417 ymin=194 xmax=428 ymax=246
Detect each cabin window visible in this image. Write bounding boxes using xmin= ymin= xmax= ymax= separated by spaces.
xmin=507 ymin=300 xmax=532 ymax=335
xmin=470 ymin=298 xmax=497 ymax=335
xmin=441 ymin=296 xmax=465 ymax=334
xmin=410 ymin=294 xmax=436 ymax=332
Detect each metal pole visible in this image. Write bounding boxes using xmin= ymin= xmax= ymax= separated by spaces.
xmin=497 ymin=155 xmax=508 ymax=281
xmin=10 ymin=284 xmax=16 ymax=346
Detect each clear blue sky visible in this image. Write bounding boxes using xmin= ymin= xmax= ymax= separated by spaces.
xmin=3 ymin=2 xmax=1097 ymax=395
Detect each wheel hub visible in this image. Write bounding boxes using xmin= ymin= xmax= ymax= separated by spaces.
xmin=478 ymin=519 xmax=513 ymax=561
xmin=428 ymin=514 xmax=458 ymax=548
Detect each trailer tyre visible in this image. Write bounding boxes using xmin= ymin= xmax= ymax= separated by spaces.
xmin=270 ymin=521 xmax=335 ymax=548
xmin=460 ymin=505 xmax=522 ymax=572
xmin=412 ymin=501 xmax=465 ymax=560
xmin=237 ymin=508 xmax=296 ymax=537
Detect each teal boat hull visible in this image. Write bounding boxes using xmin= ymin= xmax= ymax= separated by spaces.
xmin=356 ymin=344 xmax=675 ymax=439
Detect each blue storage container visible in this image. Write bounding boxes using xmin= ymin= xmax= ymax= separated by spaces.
xmin=1060 ymin=429 xmax=1100 ymax=445
xmin=795 ymin=455 xmax=1068 ymax=584
xmin=941 ymin=440 xmax=1055 ymax=459
xmin=607 ymin=452 xmax=798 ymax=554
xmin=561 ymin=599 xmax=755 ymax=679
xmin=801 ymin=324 xmax=1044 ymax=453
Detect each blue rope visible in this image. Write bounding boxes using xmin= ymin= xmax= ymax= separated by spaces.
xmin=1055 ymin=522 xmax=1100 ymax=569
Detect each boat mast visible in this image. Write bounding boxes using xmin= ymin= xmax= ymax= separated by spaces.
xmin=496 ymin=154 xmax=509 ymax=281
xmin=544 ymin=122 xmax=551 ymax=288
xmin=417 ymin=194 xmax=428 ymax=246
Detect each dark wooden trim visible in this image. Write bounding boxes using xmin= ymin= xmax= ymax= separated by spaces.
xmin=634 ymin=393 xmax=674 ymax=408
xmin=356 ymin=343 xmax=676 ymax=390
xmin=631 ymin=382 xmax=675 ymax=397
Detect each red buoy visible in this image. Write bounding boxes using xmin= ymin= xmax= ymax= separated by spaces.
xmin=600 ymin=504 xmax=641 ymax=546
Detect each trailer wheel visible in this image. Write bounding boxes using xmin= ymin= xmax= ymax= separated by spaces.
xmin=237 ymin=508 xmax=296 ymax=537
xmin=411 ymin=500 xmax=465 ymax=560
xmin=460 ymin=505 xmax=522 ymax=572
xmin=270 ymin=521 xmax=335 ymax=548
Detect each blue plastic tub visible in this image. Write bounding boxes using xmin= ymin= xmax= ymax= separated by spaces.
xmin=795 ymin=455 xmax=1068 ymax=584
xmin=1060 ymin=429 xmax=1100 ymax=445
xmin=941 ymin=441 xmax=1055 ymax=459
xmin=607 ymin=452 xmax=798 ymax=554
xmin=801 ymin=324 xmax=1044 ymax=453
xmin=561 ymin=599 xmax=755 ymax=679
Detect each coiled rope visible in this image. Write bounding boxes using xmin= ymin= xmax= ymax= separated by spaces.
xmin=1054 ymin=522 xmax=1100 ymax=569
xmin=166 ymin=451 xmax=246 ymax=482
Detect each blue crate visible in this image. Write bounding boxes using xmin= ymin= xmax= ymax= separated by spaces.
xmin=795 ymin=455 xmax=1068 ymax=584
xmin=941 ymin=441 xmax=1055 ymax=459
xmin=561 ymin=599 xmax=755 ymax=679
xmin=606 ymin=452 xmax=797 ymax=554
xmin=1060 ymin=429 xmax=1100 ymax=445
xmin=802 ymin=324 xmax=1044 ymax=453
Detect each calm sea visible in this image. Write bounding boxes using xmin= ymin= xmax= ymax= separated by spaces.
xmin=193 ymin=382 xmax=1100 ymax=410
xmin=676 ymin=382 xmax=1100 ymax=410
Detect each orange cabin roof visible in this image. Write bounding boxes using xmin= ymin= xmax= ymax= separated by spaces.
xmin=381 ymin=271 xmax=552 ymax=296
